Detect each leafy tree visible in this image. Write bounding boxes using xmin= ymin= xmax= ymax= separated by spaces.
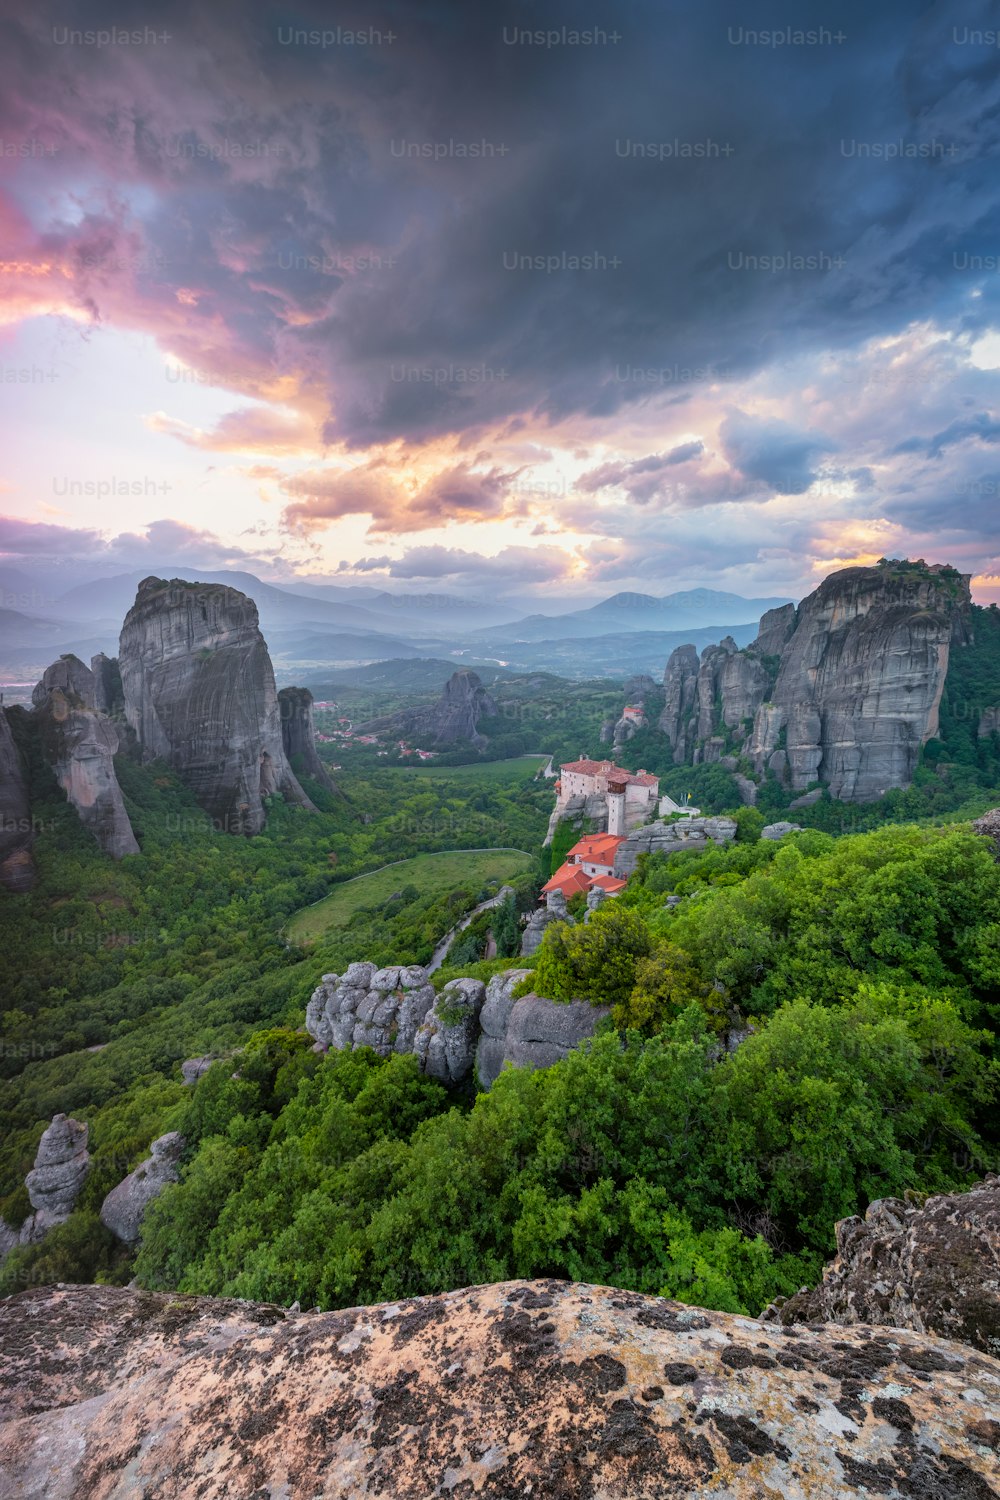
xmin=529 ymin=902 xmax=654 ymax=1009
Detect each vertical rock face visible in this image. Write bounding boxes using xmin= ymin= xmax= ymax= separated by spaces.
xmin=277 ymin=687 xmax=337 ymax=793
xmin=659 ymin=563 xmax=972 ymax=803
xmin=658 ymin=643 xmax=699 ymax=762
xmin=90 ymin=653 xmax=123 ymax=716
xmin=32 ymin=656 xmax=139 ymax=859
xmin=475 ymin=970 xmax=609 ymax=1090
xmin=119 ymin=578 xmax=314 ymax=835
xmin=748 ymin=563 xmax=970 ymax=800
xmin=0 ymin=708 xmax=35 ymax=892
xmin=753 ymin=601 xmax=797 ymax=656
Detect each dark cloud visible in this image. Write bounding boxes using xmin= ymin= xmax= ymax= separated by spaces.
xmin=719 ymin=410 xmax=834 ymax=495
xmin=577 ymin=442 xmax=706 ymax=503
xmin=893 ymin=410 xmax=1000 ymax=458
xmin=5 ymin=0 xmax=1000 ymax=449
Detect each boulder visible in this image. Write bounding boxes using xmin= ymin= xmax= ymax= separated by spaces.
xmin=1 ymin=1114 xmax=91 ymax=1263
xmin=765 ymin=1174 xmax=1000 ymax=1358
xmin=972 ymin=807 xmax=1000 ymax=859
xmin=760 ymin=820 xmax=802 ymax=840
xmin=788 ymin=787 xmax=824 ymax=810
xmin=3 ymin=1280 xmax=998 ymax=1498
xmin=476 ymin=978 xmax=609 ymax=1090
xmin=100 ymin=1133 xmax=185 ymax=1244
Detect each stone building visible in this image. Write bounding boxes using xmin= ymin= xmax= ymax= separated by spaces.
xmin=554 ymin=758 xmax=659 ymax=832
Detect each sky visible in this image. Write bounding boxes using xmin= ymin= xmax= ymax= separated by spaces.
xmin=3 ymin=0 xmax=1000 ymax=605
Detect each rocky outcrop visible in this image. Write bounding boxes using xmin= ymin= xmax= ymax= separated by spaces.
xmin=585 ymin=884 xmax=607 ymax=917
xmin=119 ymin=577 xmax=314 ymax=835
xmin=748 ymin=562 xmax=970 ymax=800
xmin=361 ymin=669 xmax=499 ymax=750
xmin=0 ymin=1115 xmax=90 ymax=1263
xmin=972 ymin=807 xmax=1000 ymax=857
xmin=180 ymin=1056 xmax=215 ymax=1086
xmin=658 ymin=642 xmax=700 ymax=763
xmin=476 ymin=970 xmax=609 ymax=1090
xmin=760 ymin=820 xmax=801 ymax=840
xmin=305 ymin=963 xmax=489 ymax=1087
xmin=0 ymin=708 xmax=35 ymax=892
xmin=613 ymin=815 xmax=738 ymax=878
xmin=413 ymin=976 xmax=486 ymax=1085
xmin=31 ymin=658 xmax=139 ymax=859
xmin=99 ymin=1133 xmax=185 ymax=1245
xmin=305 ymin=961 xmax=437 ymax=1055
xmin=277 ymin=686 xmax=338 ymax=793
xmin=3 ymin=1280 xmax=999 ymax=1500
xmin=658 ymin=562 xmax=973 ymax=803
xmin=766 ymin=1176 xmax=1000 ymax=1358
xmin=303 ymin=957 xmax=609 ymax=1092
xmin=753 ymin=601 xmax=797 ymax=656
xmin=520 ymin=887 xmax=574 ymax=955
xmin=608 ymin=675 xmax=657 ymax=746
xmin=979 ymin=706 xmax=1000 ymax=738
xmin=89 ymin=652 xmax=122 ymax=716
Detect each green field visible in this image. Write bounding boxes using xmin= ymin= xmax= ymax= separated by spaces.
xmin=389 ymin=754 xmax=549 ymax=782
xmin=286 ymin=847 xmax=535 ymax=945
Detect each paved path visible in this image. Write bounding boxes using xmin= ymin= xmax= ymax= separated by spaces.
xmin=427 ymin=885 xmax=515 ymax=974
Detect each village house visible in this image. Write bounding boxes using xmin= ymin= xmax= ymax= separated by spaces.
xmin=542 ymin=833 xmax=628 ymax=901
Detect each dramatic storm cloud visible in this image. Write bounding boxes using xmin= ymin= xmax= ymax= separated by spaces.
xmin=2 ymin=0 xmax=1000 ymax=599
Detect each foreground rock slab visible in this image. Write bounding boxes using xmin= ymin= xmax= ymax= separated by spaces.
xmin=1 ymin=1280 xmax=998 ymax=1498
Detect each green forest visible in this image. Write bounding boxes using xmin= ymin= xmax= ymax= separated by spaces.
xmin=3 ymin=615 xmax=1000 ymax=1319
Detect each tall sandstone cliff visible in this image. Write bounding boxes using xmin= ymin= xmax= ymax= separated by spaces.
xmin=31 ymin=656 xmax=139 ymax=859
xmin=119 ymin=578 xmax=314 ymax=835
xmin=660 ymin=562 xmax=971 ymax=802
xmin=277 ymin=686 xmax=339 ymax=794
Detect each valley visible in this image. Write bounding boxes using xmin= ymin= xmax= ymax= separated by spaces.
xmin=2 ymin=560 xmax=1000 ymax=1498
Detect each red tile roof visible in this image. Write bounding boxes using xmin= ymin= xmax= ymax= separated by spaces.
xmin=567 ymin=834 xmax=625 ymax=865
xmin=541 ymin=863 xmax=592 ymax=897
xmin=591 ymin=874 xmax=628 ymax=893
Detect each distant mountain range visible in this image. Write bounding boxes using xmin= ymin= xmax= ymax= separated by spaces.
xmin=470 ymin=589 xmax=794 ymax=643
xmin=0 ymin=564 xmax=795 ymax=682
